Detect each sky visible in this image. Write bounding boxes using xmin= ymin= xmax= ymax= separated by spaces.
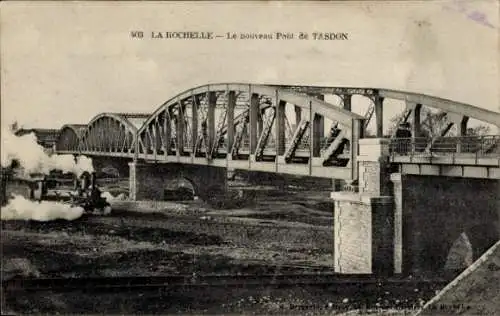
xmin=1 ymin=0 xmax=498 ymax=132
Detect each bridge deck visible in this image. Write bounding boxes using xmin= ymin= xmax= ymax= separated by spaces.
xmin=57 ymin=135 xmax=500 ymax=180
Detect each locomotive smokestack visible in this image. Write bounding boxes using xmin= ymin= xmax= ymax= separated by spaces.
xmin=80 ymin=172 xmax=90 ymax=190
xmin=33 ymin=179 xmax=46 ymax=201
xmin=73 ymin=175 xmax=79 ymax=191
xmin=90 ymin=172 xmax=97 ymax=188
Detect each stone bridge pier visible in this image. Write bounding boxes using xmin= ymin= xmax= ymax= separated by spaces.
xmin=128 ymin=162 xmax=227 ymax=201
xmin=331 ymin=139 xmax=499 ymax=277
xmin=331 ymin=139 xmax=394 ymax=275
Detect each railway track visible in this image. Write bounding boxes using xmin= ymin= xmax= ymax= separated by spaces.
xmin=3 ymin=273 xmax=451 ymax=292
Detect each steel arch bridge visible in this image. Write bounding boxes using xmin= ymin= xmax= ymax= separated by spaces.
xmin=55 ymin=83 xmax=500 ymax=181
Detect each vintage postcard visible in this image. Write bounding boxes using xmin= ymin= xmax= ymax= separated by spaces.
xmin=1 ymin=1 xmax=499 ymax=315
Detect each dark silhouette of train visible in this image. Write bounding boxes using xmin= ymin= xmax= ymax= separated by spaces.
xmin=1 ymin=166 xmax=111 ymax=215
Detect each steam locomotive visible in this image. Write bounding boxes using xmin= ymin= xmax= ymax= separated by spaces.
xmin=1 ymin=168 xmax=111 ymax=215
xmin=31 ymin=171 xmax=112 ymax=214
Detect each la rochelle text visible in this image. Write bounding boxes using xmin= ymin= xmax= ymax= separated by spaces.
xmin=130 ymin=31 xmax=349 ymax=41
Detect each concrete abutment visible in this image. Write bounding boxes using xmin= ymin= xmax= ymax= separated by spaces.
xmin=331 ymin=138 xmax=499 ymax=277
xmin=391 ymin=173 xmax=499 ymax=276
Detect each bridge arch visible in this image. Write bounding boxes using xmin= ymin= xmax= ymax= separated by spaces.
xmin=378 ymin=89 xmax=500 ymax=127
xmin=269 ymin=85 xmax=500 ymax=127
xmin=55 ymin=124 xmax=87 ymax=152
xmin=136 ymin=84 xmax=365 ymax=180
xmin=164 ymin=176 xmax=197 ymax=200
xmin=79 ymin=113 xmax=149 ymax=155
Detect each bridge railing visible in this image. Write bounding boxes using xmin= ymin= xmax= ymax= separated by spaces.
xmin=389 ymin=135 xmax=500 ymax=158
xmin=241 ymin=138 xmax=250 ymax=151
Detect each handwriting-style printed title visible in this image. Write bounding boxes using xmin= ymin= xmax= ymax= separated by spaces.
xmin=130 ymin=31 xmax=349 ymax=40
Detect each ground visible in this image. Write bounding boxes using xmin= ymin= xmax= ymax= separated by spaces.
xmin=1 ymin=181 xmax=426 ymax=315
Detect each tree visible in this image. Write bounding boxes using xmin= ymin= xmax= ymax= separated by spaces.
xmin=467 ymin=125 xmax=490 ymax=137
xmin=388 ymin=108 xmax=491 ymax=138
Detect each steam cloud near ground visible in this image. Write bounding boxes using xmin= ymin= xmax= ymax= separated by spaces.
xmin=1 ymin=126 xmax=93 ymax=221
xmin=102 ymin=191 xmax=127 ymax=201
xmin=1 ymin=127 xmax=93 ymax=176
xmin=1 ymin=195 xmax=84 ymax=221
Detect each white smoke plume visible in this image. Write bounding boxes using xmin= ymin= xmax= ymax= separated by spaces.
xmin=101 ymin=191 xmax=127 ymax=201
xmin=1 ymin=195 xmax=84 ymax=221
xmin=1 ymin=127 xmax=93 ymax=176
